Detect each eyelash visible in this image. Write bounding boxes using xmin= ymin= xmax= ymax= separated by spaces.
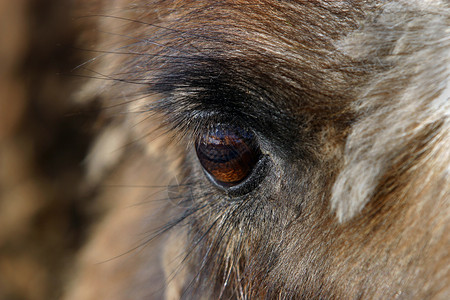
xmin=148 ymin=93 xmax=279 ymax=195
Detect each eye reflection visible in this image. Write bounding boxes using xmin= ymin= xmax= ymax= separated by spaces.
xmin=196 ymin=125 xmax=261 ymax=187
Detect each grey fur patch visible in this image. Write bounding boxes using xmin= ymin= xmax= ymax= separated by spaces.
xmin=331 ymin=1 xmax=450 ymax=222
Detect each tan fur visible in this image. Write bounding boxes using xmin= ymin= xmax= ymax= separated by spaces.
xmin=0 ymin=0 xmax=448 ymax=299
xmin=66 ymin=0 xmax=449 ymax=299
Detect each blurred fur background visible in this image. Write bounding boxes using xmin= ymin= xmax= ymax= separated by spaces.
xmin=0 ymin=1 xmax=100 ymax=299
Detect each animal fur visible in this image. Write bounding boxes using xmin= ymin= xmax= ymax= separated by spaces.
xmin=0 ymin=0 xmax=448 ymax=299
xmin=65 ymin=0 xmax=449 ymax=298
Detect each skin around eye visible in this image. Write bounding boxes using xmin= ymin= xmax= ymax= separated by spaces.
xmin=196 ymin=125 xmax=261 ymax=187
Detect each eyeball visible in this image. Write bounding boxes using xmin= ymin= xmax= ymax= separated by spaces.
xmin=196 ymin=124 xmax=262 ymax=188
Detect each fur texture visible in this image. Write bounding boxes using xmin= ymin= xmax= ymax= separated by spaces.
xmin=64 ymin=1 xmax=449 ymax=299
xmin=0 ymin=0 xmax=447 ymax=299
xmin=69 ymin=0 xmax=449 ymax=299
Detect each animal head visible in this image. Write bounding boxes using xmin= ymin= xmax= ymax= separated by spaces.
xmin=68 ymin=1 xmax=449 ymax=299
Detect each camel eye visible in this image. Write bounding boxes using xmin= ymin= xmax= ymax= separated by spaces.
xmin=196 ymin=125 xmax=261 ymax=187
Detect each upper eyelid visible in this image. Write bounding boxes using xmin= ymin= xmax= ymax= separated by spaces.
xmin=153 ymin=97 xmax=256 ymax=141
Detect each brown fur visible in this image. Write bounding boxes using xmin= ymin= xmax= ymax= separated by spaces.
xmin=0 ymin=0 xmax=448 ymax=299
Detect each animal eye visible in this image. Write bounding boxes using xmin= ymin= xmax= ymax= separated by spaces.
xmin=196 ymin=125 xmax=261 ymax=188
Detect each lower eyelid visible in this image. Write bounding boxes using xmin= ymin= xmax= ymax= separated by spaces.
xmin=201 ymin=154 xmax=270 ymax=197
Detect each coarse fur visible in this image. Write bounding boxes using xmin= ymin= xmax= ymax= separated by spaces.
xmin=4 ymin=0 xmax=446 ymax=299
xmin=64 ymin=0 xmax=450 ymax=299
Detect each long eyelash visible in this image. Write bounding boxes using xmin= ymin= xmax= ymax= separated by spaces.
xmin=166 ymin=207 xmax=222 ymax=296
xmin=78 ymin=14 xmax=219 ymax=42
xmin=70 ymin=21 xmax=249 ymax=145
xmin=95 ymin=188 xmax=205 ymax=265
xmin=73 ymin=13 xmax=216 ymax=72
xmin=180 ymin=204 xmax=236 ymax=298
xmin=72 ymin=12 xmax=280 ymax=297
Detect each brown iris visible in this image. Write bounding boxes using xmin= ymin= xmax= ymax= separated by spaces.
xmin=196 ymin=125 xmax=261 ymax=187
